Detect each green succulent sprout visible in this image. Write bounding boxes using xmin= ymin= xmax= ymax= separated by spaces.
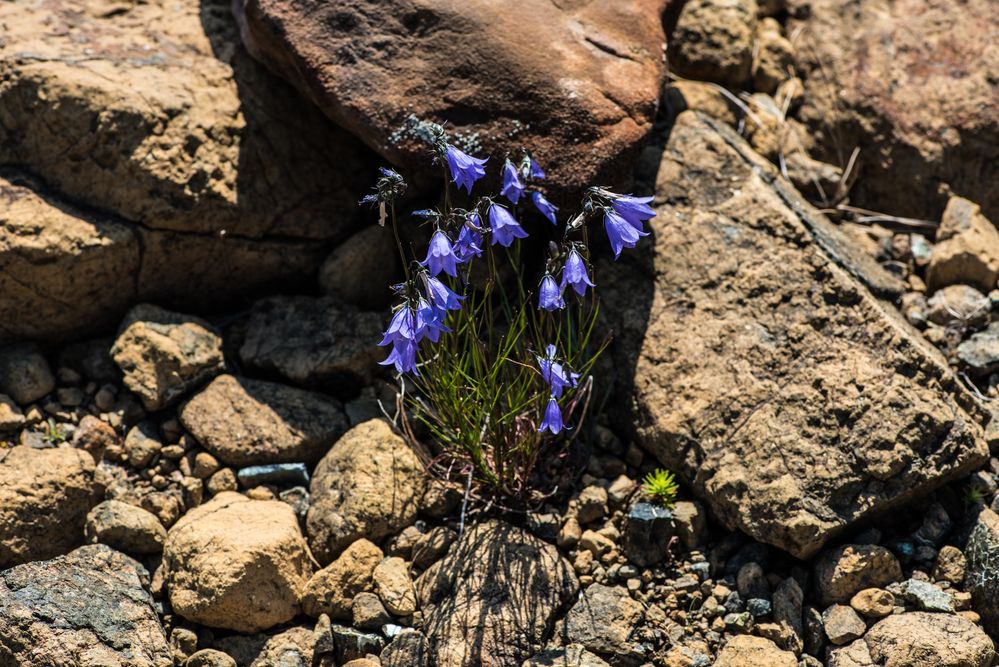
xmin=642 ymin=468 xmax=679 ymax=509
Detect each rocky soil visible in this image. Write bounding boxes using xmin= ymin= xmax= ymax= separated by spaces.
xmin=1 ymin=0 xmax=998 ymax=666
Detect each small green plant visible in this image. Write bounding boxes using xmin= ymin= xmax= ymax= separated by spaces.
xmin=43 ymin=418 xmax=67 ymax=445
xmin=966 ymin=486 xmax=987 ymax=506
xmin=642 ymin=468 xmax=679 ymax=509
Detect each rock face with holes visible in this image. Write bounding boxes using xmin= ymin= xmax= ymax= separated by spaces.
xmin=604 ymin=111 xmax=988 ymax=559
xmin=788 ymin=0 xmax=999 ymax=221
xmin=233 ymin=0 xmax=668 ymax=196
xmin=0 ymin=0 xmax=375 ymax=342
xmin=0 ymin=544 xmax=172 ymax=667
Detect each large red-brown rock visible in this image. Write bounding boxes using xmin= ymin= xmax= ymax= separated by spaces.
xmin=234 ymin=0 xmax=669 ymax=195
xmin=0 ymin=0 xmax=375 ymax=341
xmin=788 ymin=0 xmax=999 ymax=221
xmin=604 ymin=112 xmax=988 ymax=559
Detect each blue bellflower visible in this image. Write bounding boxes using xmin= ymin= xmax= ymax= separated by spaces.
xmin=380 ymin=338 xmax=419 ymax=375
xmin=445 ymin=145 xmax=488 ymax=194
xmin=529 ymin=158 xmax=546 ymax=180
xmin=425 ymin=275 xmax=464 ymax=312
xmin=538 ymin=274 xmax=565 ymax=311
xmin=610 ymin=194 xmax=656 ymax=232
xmin=423 ymin=230 xmax=459 ymax=277
xmin=488 ymin=203 xmax=528 ymax=247
xmin=561 ymin=249 xmax=595 ymax=296
xmin=530 ymin=191 xmax=558 ymax=225
xmin=537 ymin=344 xmax=579 ymax=398
xmin=604 ymin=209 xmax=648 ymax=258
xmin=453 ymin=220 xmax=484 ymax=262
xmin=539 ymin=396 xmax=564 ymax=435
xmin=416 ymin=298 xmax=450 ymax=343
xmin=379 ymin=306 xmax=420 ymax=374
xmin=500 ymin=160 xmax=525 ymax=204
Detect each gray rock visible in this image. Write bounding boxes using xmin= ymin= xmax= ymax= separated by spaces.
xmin=352 ymin=592 xmax=390 ymax=632
xmin=239 ymin=295 xmax=384 ymax=394
xmin=672 ymin=500 xmax=709 ymax=549
xmin=237 ymin=463 xmax=310 ymax=488
xmin=926 ymin=285 xmax=991 ymax=328
xmin=913 ymin=502 xmax=952 ymax=546
xmin=330 ymin=624 xmax=385 ymax=664
xmin=0 ymin=544 xmax=171 ymax=666
xmin=416 ymin=520 xmax=578 ymax=667
xmin=772 ymin=577 xmax=804 ymax=642
xmin=737 ymin=562 xmax=770 ymax=600
xmin=963 ymin=507 xmax=999 ymax=636
xmin=564 ymin=584 xmax=646 ymax=661
xmin=958 ymin=322 xmax=999 ymax=375
xmin=124 ymin=421 xmax=163 ymax=468
xmin=85 ymin=500 xmax=167 ymax=554
xmin=0 ymin=342 xmax=55 ymax=404
xmin=890 ymin=579 xmax=953 ymax=613
xmin=622 ymin=502 xmax=674 ymax=567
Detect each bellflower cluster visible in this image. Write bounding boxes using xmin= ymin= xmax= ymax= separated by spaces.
xmin=363 ymin=123 xmax=654 ymax=500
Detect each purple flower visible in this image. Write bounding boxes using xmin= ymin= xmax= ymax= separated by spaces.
xmin=529 ymin=158 xmax=546 ymax=180
xmin=500 ymin=160 xmax=525 ymax=204
xmin=610 ymin=194 xmax=656 ymax=232
xmin=488 ymin=203 xmax=528 ymax=247
xmin=379 ymin=337 xmax=419 ymax=375
xmin=425 ymin=275 xmax=464 ymax=311
xmin=445 ymin=145 xmax=488 ymax=194
xmin=423 ymin=230 xmax=459 ymax=277
xmin=536 ymin=344 xmax=579 ymax=398
xmin=379 ymin=306 xmax=417 ymax=347
xmin=530 ymin=191 xmax=558 ymax=225
xmin=538 ymin=274 xmax=565 ymax=311
xmin=604 ymin=209 xmax=648 ymax=258
xmin=416 ymin=298 xmax=450 ymax=343
xmin=561 ymin=249 xmax=595 ymax=296
xmin=453 ymin=220 xmax=484 ymax=263
xmin=539 ymin=396 xmax=563 ymax=435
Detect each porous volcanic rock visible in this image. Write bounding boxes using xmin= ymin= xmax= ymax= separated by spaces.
xmin=180 ymin=374 xmax=349 ymax=466
xmin=0 ymin=544 xmax=171 ymax=667
xmin=0 ymin=0 xmax=375 ymax=341
xmin=415 ymin=520 xmax=578 ymax=667
xmin=604 ymin=111 xmax=988 ymax=558
xmin=307 ymin=419 xmax=425 ymax=564
xmin=713 ymin=635 xmax=797 ymax=667
xmin=0 ymin=445 xmax=99 ymax=568
xmin=234 ymin=0 xmax=668 ymax=195
xmin=787 ymin=0 xmax=999 ymax=221
xmin=163 ymin=492 xmax=313 ymax=632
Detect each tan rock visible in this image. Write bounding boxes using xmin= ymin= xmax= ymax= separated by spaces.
xmin=374 ymin=557 xmax=417 ymax=616
xmin=307 ymin=419 xmax=424 ymax=564
xmin=187 ymin=649 xmax=236 ymax=667
xmin=0 ymin=445 xmax=98 ymax=568
xmin=714 ymin=635 xmax=796 ymax=667
xmin=927 ymin=197 xmax=999 ymax=293
xmin=318 ymin=225 xmax=399 ymax=310
xmin=752 ymin=18 xmax=795 ymax=94
xmin=111 ymin=304 xmax=224 ymax=411
xmin=180 ymin=374 xmax=348 ymax=466
xmin=604 ymin=111 xmax=986 ymax=559
xmin=85 ymin=500 xmax=167 ymax=555
xmin=670 ymin=0 xmax=758 ymax=87
xmin=0 ymin=0 xmax=374 ymax=342
xmin=829 ymin=612 xmax=994 ymax=667
xmin=72 ymin=415 xmax=118 ymax=463
xmin=164 ymin=492 xmax=313 ymax=632
xmin=933 ymin=545 xmax=967 ymax=584
xmin=664 ymin=81 xmax=743 ymax=128
xmin=0 ymin=394 xmax=24 ymax=434
xmin=815 ymin=545 xmax=903 ymax=606
xmin=849 ymin=588 xmax=894 ymax=619
xmin=788 ymin=0 xmax=999 ymax=221
xmin=301 ymin=538 xmax=384 ymax=619
xmin=235 ymin=0 xmax=668 ymax=196
xmin=822 ymin=604 xmax=866 ymax=645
